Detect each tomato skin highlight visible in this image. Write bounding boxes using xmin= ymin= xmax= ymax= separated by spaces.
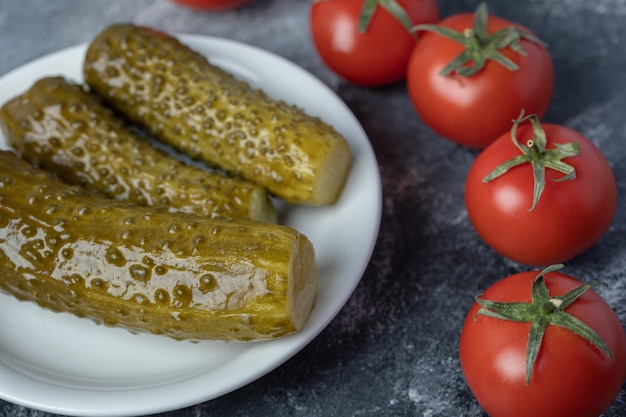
xmin=170 ymin=0 xmax=250 ymax=11
xmin=407 ymin=12 xmax=554 ymax=148
xmin=310 ymin=0 xmax=439 ymax=87
xmin=465 ymin=123 xmax=616 ymax=266
xmin=460 ymin=270 xmax=626 ymax=417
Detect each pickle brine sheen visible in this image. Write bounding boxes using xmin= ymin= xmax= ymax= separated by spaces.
xmin=0 ymin=76 xmax=277 ymax=223
xmin=83 ymin=23 xmax=352 ymax=206
xmin=0 ymin=151 xmax=317 ymax=341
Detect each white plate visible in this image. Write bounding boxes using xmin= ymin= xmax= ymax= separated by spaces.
xmin=0 ymin=35 xmax=382 ymax=416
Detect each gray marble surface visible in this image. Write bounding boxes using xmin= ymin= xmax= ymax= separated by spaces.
xmin=0 ymin=0 xmax=625 ymax=416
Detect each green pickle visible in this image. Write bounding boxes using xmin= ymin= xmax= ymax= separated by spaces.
xmin=0 ymin=76 xmax=277 ymax=223
xmin=84 ymin=24 xmax=352 ymax=206
xmin=0 ymin=151 xmax=317 ymax=341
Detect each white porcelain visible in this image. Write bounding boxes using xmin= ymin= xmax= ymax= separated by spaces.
xmin=0 ymin=35 xmax=382 ymax=416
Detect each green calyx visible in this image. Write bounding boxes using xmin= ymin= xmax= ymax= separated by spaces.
xmin=474 ymin=264 xmax=614 ymax=385
xmin=412 ymin=2 xmax=546 ymax=77
xmin=482 ymin=111 xmax=580 ymax=211
xmin=359 ymin=0 xmax=415 ymax=37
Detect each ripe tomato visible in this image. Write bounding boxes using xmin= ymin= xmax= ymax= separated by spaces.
xmin=310 ymin=0 xmax=439 ymax=87
xmin=170 ymin=0 xmax=250 ymax=11
xmin=407 ymin=3 xmax=554 ymax=148
xmin=465 ymin=113 xmax=616 ymax=266
xmin=459 ymin=266 xmax=626 ymax=417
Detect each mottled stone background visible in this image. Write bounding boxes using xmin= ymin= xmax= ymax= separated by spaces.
xmin=0 ymin=0 xmax=624 ymax=416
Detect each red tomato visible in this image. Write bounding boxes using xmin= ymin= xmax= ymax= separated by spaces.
xmin=407 ymin=5 xmax=554 ymax=148
xmin=465 ymin=115 xmax=616 ymax=266
xmin=310 ymin=0 xmax=439 ymax=87
xmin=170 ymin=0 xmax=250 ymax=11
xmin=459 ymin=267 xmax=626 ymax=417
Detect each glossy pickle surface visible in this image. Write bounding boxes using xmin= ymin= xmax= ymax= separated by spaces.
xmin=0 ymin=151 xmax=317 ymax=341
xmin=84 ymin=23 xmax=352 ymax=206
xmin=0 ymin=76 xmax=277 ymax=223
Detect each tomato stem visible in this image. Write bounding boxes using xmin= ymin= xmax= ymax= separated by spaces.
xmin=359 ymin=0 xmax=416 ymax=38
xmin=412 ymin=2 xmax=547 ymax=77
xmin=474 ymin=264 xmax=614 ymax=385
xmin=482 ymin=111 xmax=580 ymax=211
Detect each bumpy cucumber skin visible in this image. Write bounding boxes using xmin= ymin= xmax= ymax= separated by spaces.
xmin=0 ymin=76 xmax=277 ymax=223
xmin=0 ymin=151 xmax=317 ymax=341
xmin=83 ymin=24 xmax=352 ymax=206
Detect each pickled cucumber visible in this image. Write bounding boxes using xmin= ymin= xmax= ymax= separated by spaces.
xmin=0 ymin=150 xmax=317 ymax=341
xmin=83 ymin=23 xmax=352 ymax=206
xmin=0 ymin=76 xmax=277 ymax=223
